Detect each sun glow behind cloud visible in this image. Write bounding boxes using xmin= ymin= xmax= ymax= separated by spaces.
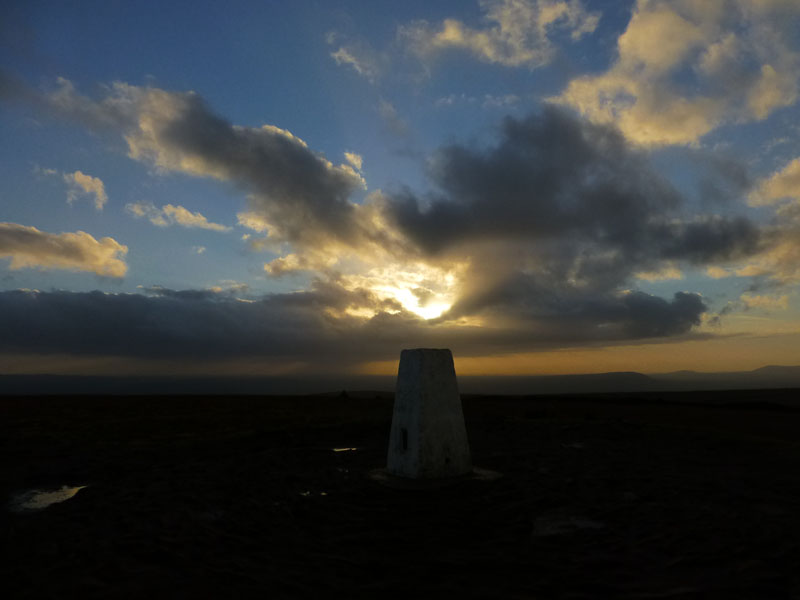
xmin=342 ymin=261 xmax=468 ymax=320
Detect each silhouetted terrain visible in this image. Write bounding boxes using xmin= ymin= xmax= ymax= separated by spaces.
xmin=654 ymin=365 xmax=800 ymax=391
xmin=2 ymin=389 xmax=800 ymax=598
xmin=2 ymin=365 xmax=800 ymax=396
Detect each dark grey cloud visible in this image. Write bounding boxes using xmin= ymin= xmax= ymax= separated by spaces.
xmin=0 ymin=285 xmax=706 ymax=366
xmin=651 ymin=216 xmax=761 ymax=264
xmin=384 ymin=106 xmax=764 ymax=324
xmin=134 ymin=91 xmax=365 ymax=246
xmin=695 ymin=152 xmax=753 ymax=207
xmin=389 ymin=106 xmax=760 ymax=262
xmin=0 ymin=285 xmax=383 ymax=361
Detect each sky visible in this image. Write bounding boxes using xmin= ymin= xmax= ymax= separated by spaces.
xmin=1 ymin=0 xmax=800 ymax=378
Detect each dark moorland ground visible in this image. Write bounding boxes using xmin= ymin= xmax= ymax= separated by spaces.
xmin=2 ymin=389 xmax=800 ymax=599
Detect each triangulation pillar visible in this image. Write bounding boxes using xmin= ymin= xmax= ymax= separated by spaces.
xmin=386 ymin=348 xmax=472 ymax=479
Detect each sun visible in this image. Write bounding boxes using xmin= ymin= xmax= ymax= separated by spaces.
xmin=342 ymin=261 xmax=466 ymax=320
xmin=370 ymin=284 xmax=453 ymax=320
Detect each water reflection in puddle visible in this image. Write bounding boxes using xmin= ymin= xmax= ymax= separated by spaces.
xmin=10 ymin=485 xmax=88 ymax=512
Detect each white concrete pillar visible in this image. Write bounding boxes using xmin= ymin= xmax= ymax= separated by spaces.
xmin=386 ymin=348 xmax=472 ymax=479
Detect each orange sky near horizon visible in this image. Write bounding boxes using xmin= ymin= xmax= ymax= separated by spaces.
xmin=2 ymin=330 xmax=798 ymax=378
xmin=358 ymin=333 xmax=800 ymax=376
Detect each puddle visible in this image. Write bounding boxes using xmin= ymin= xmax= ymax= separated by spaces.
xmin=332 ymin=447 xmax=357 ymax=452
xmin=10 ymin=485 xmax=88 ymax=513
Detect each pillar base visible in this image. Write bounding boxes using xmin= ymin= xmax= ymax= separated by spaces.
xmin=369 ymin=467 xmax=502 ymax=490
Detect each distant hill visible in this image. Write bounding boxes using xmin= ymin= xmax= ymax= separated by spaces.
xmin=751 ymin=365 xmax=800 ymax=377
xmin=653 ymin=365 xmax=800 ymax=391
xmin=458 ymin=372 xmax=660 ymax=395
xmin=0 ymin=366 xmax=798 ymax=396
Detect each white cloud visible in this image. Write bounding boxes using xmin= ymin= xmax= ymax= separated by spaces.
xmin=400 ymin=0 xmax=599 ymax=68
xmin=0 ymin=222 xmax=127 ymax=277
xmin=162 ymin=204 xmax=230 ymax=231
xmin=126 ymin=201 xmax=167 ymax=226
xmin=126 ymin=201 xmax=231 ymax=232
xmin=63 ymin=170 xmax=108 ymax=210
xmin=482 ymin=93 xmax=521 ymax=108
xmin=264 ymin=253 xmax=308 ymax=277
xmin=34 ymin=166 xmax=59 ymax=177
xmin=435 ymin=93 xmax=474 ymax=107
xmin=555 ymin=0 xmax=800 ymax=146
xmin=330 ymin=44 xmax=382 ymax=81
xmin=236 ymin=211 xmax=271 ymax=233
xmin=37 ymin=167 xmax=107 ymax=210
xmin=435 ymin=93 xmax=521 ymax=108
xmin=344 ymin=151 xmax=363 ymax=171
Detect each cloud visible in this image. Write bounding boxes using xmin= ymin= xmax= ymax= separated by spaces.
xmin=387 ymin=107 xmax=759 ymax=262
xmin=0 ymin=284 xmax=405 ymax=362
xmin=382 ymin=106 xmax=763 ymax=328
xmin=0 ymin=73 xmax=134 ymax=132
xmin=120 ymin=91 xmax=366 ymax=246
xmin=4 ymin=74 xmax=780 ymax=349
xmin=635 ymin=264 xmax=683 ymax=282
xmin=481 ymin=93 xmax=521 ymax=108
xmin=736 ymin=156 xmax=800 ymax=283
xmin=0 ymin=222 xmax=127 ymax=277
xmin=378 ymin=99 xmax=409 ymax=136
xmin=161 ymin=205 xmax=230 ymax=232
xmin=236 ymin=211 xmax=271 ymax=233
xmin=555 ymin=0 xmax=800 ymax=145
xmin=732 ymin=214 xmax=800 ymax=285
xmin=63 ymin=170 xmax=108 ymax=209
xmin=330 ymin=43 xmax=383 ymax=82
xmin=126 ymin=202 xmax=231 ymax=231
xmin=706 ymin=265 xmax=732 ymax=279
xmin=0 ymin=285 xmax=708 ymax=369
xmin=36 ymin=167 xmax=108 ymax=210
xmin=740 ymin=292 xmax=789 ymax=310
xmin=3 ymin=76 xmax=366 ymax=249
xmin=126 ymin=201 xmax=167 ymax=226
xmin=733 ymin=234 xmax=800 ymax=284
xmin=344 ymin=151 xmax=363 ymax=171
xmin=400 ymin=0 xmax=599 ymax=68
xmin=435 ymin=93 xmax=521 ymax=108
xmin=264 ymin=253 xmax=310 ymax=277
xmin=435 ymin=93 xmax=476 ymax=107
xmin=750 ymin=157 xmax=800 ymax=205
